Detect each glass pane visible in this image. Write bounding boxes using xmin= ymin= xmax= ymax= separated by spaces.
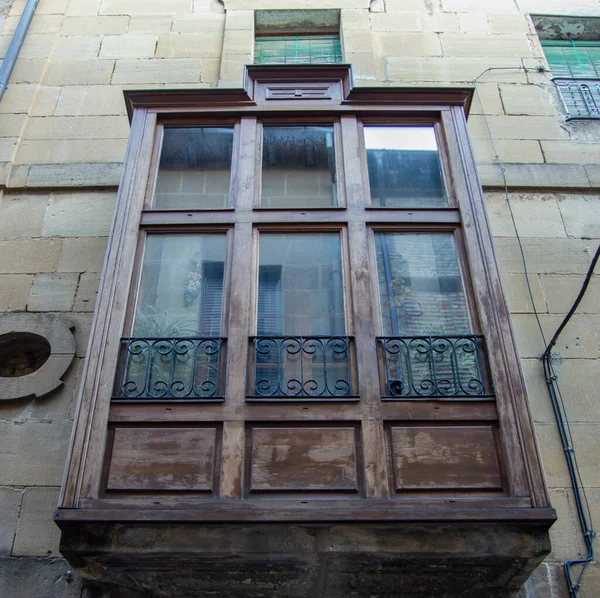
xmin=254 ymin=36 xmax=343 ymax=65
xmin=257 ymin=233 xmax=344 ymax=335
xmin=153 ymin=127 xmax=233 ymax=209
xmin=261 ymin=126 xmax=338 ymax=208
xmin=375 ymin=232 xmax=470 ymax=336
xmin=365 ymin=126 xmax=447 ymax=207
xmin=133 ymin=234 xmax=226 ymax=337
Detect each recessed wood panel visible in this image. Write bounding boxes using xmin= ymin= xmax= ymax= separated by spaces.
xmin=106 ymin=427 xmax=217 ymax=492
xmin=389 ymin=425 xmax=502 ymax=491
xmin=249 ymin=426 xmax=359 ymax=492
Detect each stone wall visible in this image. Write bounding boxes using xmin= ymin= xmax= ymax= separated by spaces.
xmin=0 ymin=1 xmax=599 ymax=596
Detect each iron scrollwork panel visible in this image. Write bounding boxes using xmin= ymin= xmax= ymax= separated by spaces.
xmin=113 ymin=337 xmax=225 ymax=401
xmin=248 ymin=336 xmax=357 ymax=400
xmin=377 ymin=335 xmax=494 ymax=400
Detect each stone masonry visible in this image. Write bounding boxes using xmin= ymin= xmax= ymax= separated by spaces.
xmin=0 ymin=0 xmax=599 ymax=596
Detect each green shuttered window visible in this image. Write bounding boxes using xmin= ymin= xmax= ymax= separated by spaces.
xmin=254 ymin=35 xmax=343 ymax=65
xmin=542 ymin=41 xmax=600 ymax=119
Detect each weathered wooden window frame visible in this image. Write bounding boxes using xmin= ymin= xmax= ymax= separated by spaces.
xmin=57 ymin=66 xmax=553 ymax=525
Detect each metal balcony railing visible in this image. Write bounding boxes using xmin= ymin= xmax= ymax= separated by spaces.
xmin=113 ymin=337 xmax=225 ymax=400
xmin=377 ymin=335 xmax=494 ymax=400
xmin=555 ymin=78 xmax=600 ymax=119
xmin=248 ymin=335 xmax=357 ymax=400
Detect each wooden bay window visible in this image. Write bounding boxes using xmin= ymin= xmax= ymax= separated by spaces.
xmin=56 ymin=66 xmax=555 ymax=597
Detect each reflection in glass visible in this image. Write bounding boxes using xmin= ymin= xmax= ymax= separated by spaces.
xmin=257 ymin=233 xmax=345 ymax=335
xmin=365 ymin=126 xmax=447 ymax=207
xmin=153 ymin=127 xmax=234 ymax=209
xmin=375 ymin=233 xmax=470 ymax=336
xmin=133 ymin=234 xmax=226 ymax=337
xmin=262 ymin=126 xmax=337 ymax=208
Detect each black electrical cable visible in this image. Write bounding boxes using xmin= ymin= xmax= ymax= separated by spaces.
xmin=473 ymin=66 xmax=597 ymax=598
xmin=542 ymin=244 xmax=599 ymax=597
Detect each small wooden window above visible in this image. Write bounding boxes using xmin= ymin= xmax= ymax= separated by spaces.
xmin=254 ymin=9 xmax=342 ymax=65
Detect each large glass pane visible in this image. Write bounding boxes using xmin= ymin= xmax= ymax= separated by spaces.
xmin=261 ymin=126 xmax=337 ymax=208
xmin=133 ymin=234 xmax=226 ymax=337
xmin=253 ymin=233 xmax=350 ymax=398
xmin=153 ymin=127 xmax=234 ymax=209
xmin=365 ymin=126 xmax=447 ymax=207
xmin=375 ymin=232 xmax=470 ymax=336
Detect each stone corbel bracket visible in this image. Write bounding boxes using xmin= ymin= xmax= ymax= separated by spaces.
xmin=0 ymin=314 xmax=76 ymax=401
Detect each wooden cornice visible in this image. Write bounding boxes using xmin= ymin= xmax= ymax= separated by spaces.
xmin=123 ymin=64 xmax=474 ymax=121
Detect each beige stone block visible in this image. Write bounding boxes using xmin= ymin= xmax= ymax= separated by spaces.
xmin=26 ymin=162 xmax=123 ymax=187
xmin=0 ymin=34 xmax=55 ymax=60
xmin=200 ymin=58 xmax=221 ymax=84
xmin=55 ymin=85 xmax=126 ymax=116
xmin=2 ymin=14 xmax=63 ymax=35
xmin=42 ymin=59 xmax=115 ymax=85
xmin=544 ymin=488 xmax=588 ymax=560
xmin=0 ymin=239 xmax=61 ymax=274
xmin=29 ymin=86 xmax=61 ymax=117
xmin=0 ymin=274 xmax=34 ymax=312
xmin=541 ymin=274 xmax=600 ymax=315
xmin=478 ymin=163 xmax=590 ymax=189
xmin=218 ymin=56 xmax=249 ymax=86
xmin=100 ymin=34 xmax=157 ymax=58
xmin=499 ymin=273 xmax=546 ymax=314
xmin=378 ymin=31 xmax=441 ymax=57
xmin=13 ymin=138 xmax=127 ymax=165
xmin=457 ymin=12 xmax=489 ymax=34
xmin=534 ymin=425 xmax=574 ymax=489
xmin=58 ymin=236 xmax=108 ymax=273
xmin=384 ymin=0 xmax=431 ymax=9
xmin=100 ymin=0 xmax=192 ymax=15
xmin=128 ymin=16 xmax=172 ymax=32
xmin=340 ymin=8 xmax=370 ymax=30
xmin=23 ymin=115 xmax=129 ymax=141
xmin=51 ymin=35 xmax=102 ymax=59
xmin=557 ymin=194 xmax=600 ymax=239
xmin=0 ymin=84 xmax=37 ymax=114
xmin=500 ymin=84 xmax=558 ymax=116
xmin=73 ymin=272 xmax=101 ymax=312
xmin=471 ymin=138 xmax=544 ymax=164
xmin=541 ymin=141 xmax=600 ymax=165
xmin=222 ymin=28 xmax=252 ymax=56
xmin=0 ymin=193 xmax=48 ymax=240
xmin=467 ymin=83 xmax=506 ymax=115
xmin=440 ymin=35 xmax=533 ymax=59
xmin=369 ymin=12 xmax=420 ymax=32
xmin=486 ymin=192 xmax=566 ymax=238
xmin=512 ymin=313 xmax=600 ymax=359
xmin=172 ymin=13 xmax=225 ymax=32
xmin=0 ymin=488 xmax=21 ymax=555
xmin=441 ymin=0 xmax=518 ymax=11
xmin=42 ymin=192 xmax=115 ymax=237
xmin=520 ymin=359 xmax=554 ymax=423
xmin=6 ymin=166 xmax=30 ymax=188
xmin=468 ymin=115 xmax=565 ymax=140
xmin=495 ymin=238 xmax=592 ymax=275
xmin=8 ymin=59 xmax=46 ymax=85
xmin=156 ymin=31 xmax=224 ymax=58
xmin=221 ymin=9 xmax=253 ymax=31
xmin=488 ymin=14 xmax=532 ymax=35
xmin=419 ymin=12 xmax=459 ymax=33
xmin=345 ymin=52 xmax=380 ymax=83
xmin=65 ymin=0 xmax=102 ymax=17
xmin=386 ymin=56 xmax=528 ymax=83
xmin=0 ymin=114 xmax=27 ymax=138
xmin=60 ymin=15 xmax=129 ymax=35
xmin=0 ymin=420 xmax=72 ymax=485
xmin=0 ymin=138 xmax=17 ymax=162
xmin=579 ymin=561 xmax=600 ymax=598
xmin=12 ymin=487 xmax=62 ymax=556
xmin=585 ymin=164 xmax=600 ymax=187
xmin=112 ymin=58 xmax=201 ymax=84
xmin=28 ymin=273 xmax=78 ymax=311
xmin=69 ymin=312 xmax=93 ymax=358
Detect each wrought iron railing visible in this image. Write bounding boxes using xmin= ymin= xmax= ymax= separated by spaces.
xmin=248 ymin=336 xmax=357 ymax=400
xmin=113 ymin=337 xmax=225 ymax=401
xmin=377 ymin=335 xmax=493 ymax=400
xmin=555 ymin=78 xmax=600 ymax=119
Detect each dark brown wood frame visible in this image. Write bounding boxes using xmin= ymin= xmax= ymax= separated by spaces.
xmin=57 ymin=65 xmax=553 ymax=527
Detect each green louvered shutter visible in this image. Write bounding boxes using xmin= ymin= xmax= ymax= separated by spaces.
xmin=254 ymin=35 xmax=343 ymax=65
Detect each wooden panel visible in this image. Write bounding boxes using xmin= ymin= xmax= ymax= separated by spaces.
xmin=106 ymin=427 xmax=217 ymax=492
xmin=389 ymin=425 xmax=502 ymax=491
xmin=249 ymin=426 xmax=359 ymax=493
